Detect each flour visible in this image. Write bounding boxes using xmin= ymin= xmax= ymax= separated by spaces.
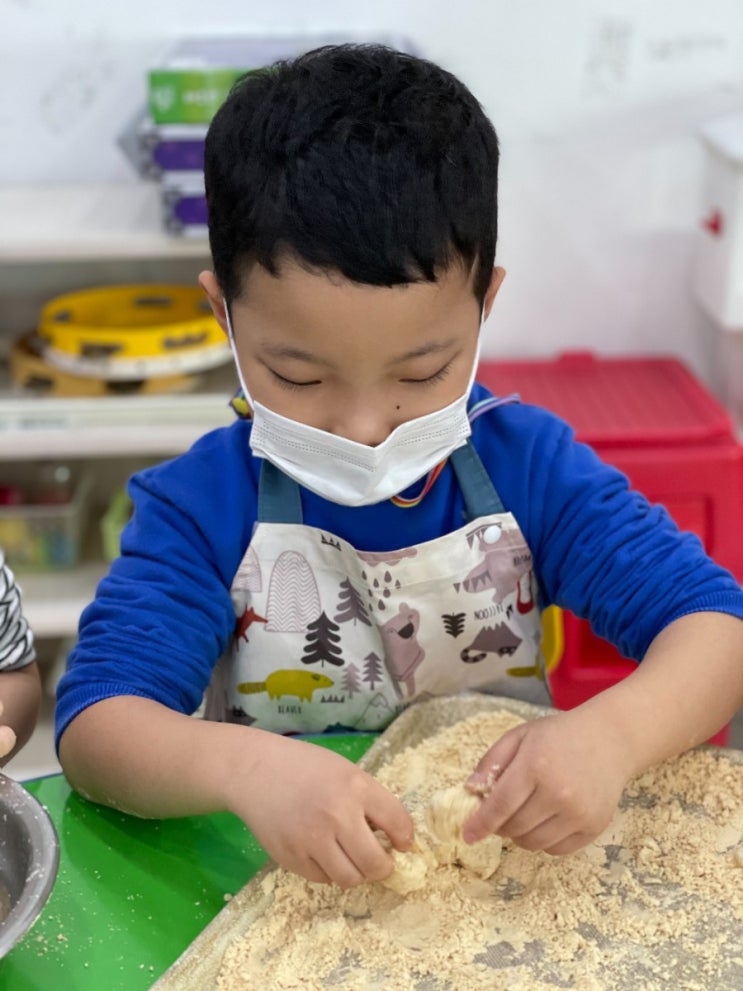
xmin=217 ymin=710 xmax=743 ymax=991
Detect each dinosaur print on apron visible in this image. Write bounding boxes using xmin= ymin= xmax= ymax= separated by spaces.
xmin=204 ymin=441 xmax=551 ymax=734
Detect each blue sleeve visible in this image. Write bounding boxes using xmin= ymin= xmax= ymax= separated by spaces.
xmin=55 ymin=424 xmax=257 ymax=748
xmin=477 ymin=404 xmax=743 ymax=661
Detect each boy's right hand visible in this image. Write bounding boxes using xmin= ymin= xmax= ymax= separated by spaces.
xmin=224 ymin=732 xmax=414 ymax=888
xmin=0 ymin=700 xmax=17 ymax=759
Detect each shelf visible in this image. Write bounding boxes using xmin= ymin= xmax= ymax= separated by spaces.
xmin=0 ymin=182 xmax=211 ymax=262
xmin=19 ymin=560 xmax=109 ymax=638
xmin=0 ymin=189 xmax=233 ymax=642
xmin=0 ymin=363 xmax=237 ymax=459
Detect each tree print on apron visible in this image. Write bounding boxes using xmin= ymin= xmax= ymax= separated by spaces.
xmin=204 ymin=442 xmax=551 ymax=734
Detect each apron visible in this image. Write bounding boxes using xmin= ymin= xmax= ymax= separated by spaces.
xmin=205 ymin=441 xmax=551 ymax=733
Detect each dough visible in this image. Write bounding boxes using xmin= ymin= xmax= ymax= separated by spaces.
xmin=426 ymin=784 xmax=481 ymax=845
xmin=383 ymin=844 xmax=433 ymax=895
xmin=383 ymin=784 xmax=502 ymax=894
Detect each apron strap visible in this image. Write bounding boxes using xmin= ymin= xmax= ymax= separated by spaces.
xmin=450 ymin=441 xmax=506 ymax=520
xmin=258 ymin=459 xmax=303 ymax=524
xmin=258 ymin=440 xmax=504 ymax=523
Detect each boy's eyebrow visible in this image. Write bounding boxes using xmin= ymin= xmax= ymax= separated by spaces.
xmin=389 ymin=339 xmax=458 ymax=364
xmin=260 ymin=343 xmax=333 ymax=366
xmin=260 ymin=339 xmax=459 ymax=365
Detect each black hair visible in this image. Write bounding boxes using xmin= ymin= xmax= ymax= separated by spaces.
xmin=204 ymin=44 xmax=499 ymax=305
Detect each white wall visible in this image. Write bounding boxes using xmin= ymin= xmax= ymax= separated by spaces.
xmin=2 ymin=1 xmax=743 ymax=390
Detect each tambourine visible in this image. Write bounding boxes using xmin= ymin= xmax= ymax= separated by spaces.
xmin=38 ymin=284 xmax=231 ymax=379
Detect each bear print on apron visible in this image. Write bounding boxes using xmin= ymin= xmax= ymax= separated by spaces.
xmin=205 ymin=441 xmax=551 ymax=734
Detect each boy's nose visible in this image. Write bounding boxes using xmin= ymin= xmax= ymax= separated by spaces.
xmin=330 ymin=409 xmax=392 ymax=447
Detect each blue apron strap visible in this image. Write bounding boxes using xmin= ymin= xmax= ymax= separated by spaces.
xmin=450 ymin=441 xmax=506 ymax=520
xmin=258 ymin=459 xmax=303 ymax=524
xmin=258 ymin=441 xmax=502 ymax=523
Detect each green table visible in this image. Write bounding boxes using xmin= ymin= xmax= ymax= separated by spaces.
xmin=4 ymin=734 xmax=376 ymax=991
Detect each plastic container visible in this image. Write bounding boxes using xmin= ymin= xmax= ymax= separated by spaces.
xmin=478 ymin=351 xmax=733 ymax=447
xmin=477 ymin=351 xmax=743 ymax=746
xmin=555 ymin=610 xmax=729 ymax=747
xmin=100 ymin=487 xmax=133 ymax=562
xmin=540 ymin=604 xmax=563 ymax=674
xmin=693 ymin=113 xmax=743 ymax=426
xmin=717 ymin=328 xmax=743 ymax=428
xmin=478 ymin=351 xmax=743 ymax=577
xmin=0 ymin=475 xmax=90 ymax=571
xmin=694 ymin=112 xmax=743 ymax=331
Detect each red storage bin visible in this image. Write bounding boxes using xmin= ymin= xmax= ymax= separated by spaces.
xmin=477 ymin=351 xmax=743 ymax=746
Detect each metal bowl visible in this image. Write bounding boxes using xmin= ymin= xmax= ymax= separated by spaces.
xmin=0 ymin=773 xmax=59 ymax=958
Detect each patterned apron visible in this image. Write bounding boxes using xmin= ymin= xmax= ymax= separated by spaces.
xmin=205 ymin=441 xmax=551 ymax=733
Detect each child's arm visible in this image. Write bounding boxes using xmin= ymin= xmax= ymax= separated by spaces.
xmin=462 ymin=611 xmax=743 ymax=852
xmin=0 ymin=662 xmax=41 ymax=763
xmin=59 ymin=695 xmax=414 ymax=887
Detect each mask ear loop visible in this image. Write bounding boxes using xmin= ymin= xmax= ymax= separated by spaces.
xmin=224 ymin=297 xmax=256 ymax=416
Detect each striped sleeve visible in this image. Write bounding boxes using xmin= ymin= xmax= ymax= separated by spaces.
xmin=0 ymin=551 xmax=36 ymax=671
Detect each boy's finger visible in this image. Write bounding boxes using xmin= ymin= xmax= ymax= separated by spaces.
xmin=0 ymin=725 xmax=16 ymax=759
xmin=462 ymin=766 xmax=535 ymax=844
xmin=543 ymin=831 xmax=589 ymax=857
xmin=505 ymin=814 xmax=562 ymax=852
xmin=465 ymin=723 xmax=527 ymax=795
xmin=339 ymin=822 xmax=396 ymax=883
xmin=497 ymin=797 xmax=559 ymax=842
xmin=366 ymin=787 xmax=415 ymax=853
xmin=316 ymin=843 xmax=366 ymax=890
xmin=302 ymin=856 xmax=334 ymax=886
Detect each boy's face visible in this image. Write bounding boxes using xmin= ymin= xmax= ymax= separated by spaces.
xmin=200 ymin=259 xmax=504 ymax=447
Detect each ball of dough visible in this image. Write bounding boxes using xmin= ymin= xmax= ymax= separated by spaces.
xmin=382 ymin=784 xmax=503 ymax=894
xmin=425 ymin=785 xmax=502 ymax=880
xmin=425 ymin=785 xmax=481 ymax=845
xmin=383 ymin=847 xmax=431 ymax=895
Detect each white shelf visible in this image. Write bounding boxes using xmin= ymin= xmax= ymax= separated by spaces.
xmin=0 ymin=363 xmax=237 ymax=459
xmin=19 ymin=560 xmax=109 ymax=638
xmin=0 ymin=182 xmax=211 ymax=262
xmin=1 ymin=189 xmax=229 ymax=640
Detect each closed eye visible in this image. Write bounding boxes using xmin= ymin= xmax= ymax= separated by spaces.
xmin=400 ymin=361 xmax=453 ymax=386
xmin=270 ymin=369 xmax=322 ymax=390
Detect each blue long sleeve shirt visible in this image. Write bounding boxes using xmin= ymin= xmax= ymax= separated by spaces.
xmin=55 ymin=385 xmax=743 ymax=745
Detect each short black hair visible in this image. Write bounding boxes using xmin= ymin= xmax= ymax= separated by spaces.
xmin=204 ymin=44 xmax=499 ymax=305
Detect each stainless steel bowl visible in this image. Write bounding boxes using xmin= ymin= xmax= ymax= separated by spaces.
xmin=0 ymin=773 xmax=59 ymax=958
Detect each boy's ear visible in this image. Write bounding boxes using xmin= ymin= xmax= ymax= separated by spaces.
xmin=198 ymin=271 xmax=228 ymax=333
xmin=482 ymin=266 xmax=506 ymax=321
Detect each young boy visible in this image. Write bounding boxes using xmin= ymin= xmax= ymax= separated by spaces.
xmin=57 ymin=45 xmax=743 ymax=890
xmin=0 ymin=549 xmax=41 ymax=764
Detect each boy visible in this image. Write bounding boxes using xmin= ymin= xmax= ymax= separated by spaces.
xmin=57 ymin=45 xmax=743 ymax=889
xmin=0 ymin=549 xmax=40 ymax=764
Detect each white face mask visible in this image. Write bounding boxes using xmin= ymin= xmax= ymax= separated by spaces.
xmin=225 ymin=302 xmax=481 ymax=506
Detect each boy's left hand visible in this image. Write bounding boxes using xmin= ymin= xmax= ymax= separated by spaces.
xmin=462 ymin=707 xmax=632 ymax=855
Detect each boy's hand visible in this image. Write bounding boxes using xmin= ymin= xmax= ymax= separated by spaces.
xmin=0 ymin=700 xmax=17 ymax=760
xmin=462 ymin=708 xmax=632 ymax=855
xmin=226 ymin=733 xmax=414 ymax=888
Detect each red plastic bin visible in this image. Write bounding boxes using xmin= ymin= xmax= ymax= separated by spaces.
xmin=477 ymin=351 xmax=743 ymax=746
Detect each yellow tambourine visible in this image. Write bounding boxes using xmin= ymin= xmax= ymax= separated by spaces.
xmin=9 ymin=331 xmax=203 ymax=397
xmin=39 ymin=284 xmax=231 ymax=379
